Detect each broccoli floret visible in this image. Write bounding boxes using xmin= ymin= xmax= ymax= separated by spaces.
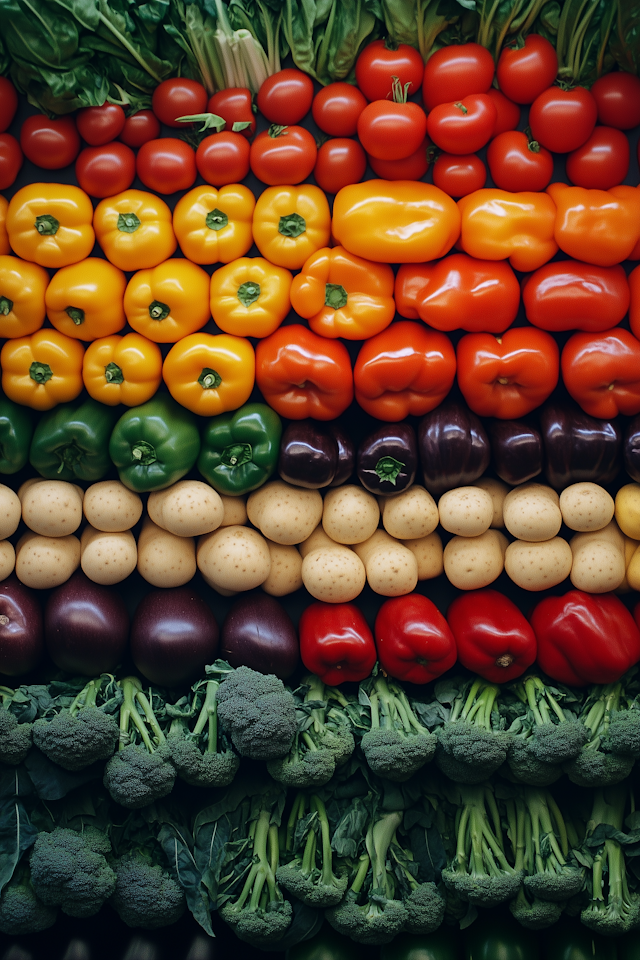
xmin=103 ymin=677 xmax=175 ymax=809
xmin=436 ymin=679 xmax=511 ymax=784
xmin=33 ymin=677 xmax=120 ymax=771
xmin=167 ymin=679 xmax=239 ymax=788
xmin=277 ymin=793 xmax=347 ymax=908
xmin=402 ymin=882 xmax=446 ymax=935
xmin=565 ymin=682 xmax=640 ymax=787
xmin=110 ymin=850 xmax=186 ymax=930
xmin=602 ymin=709 xmax=640 ymax=757
xmin=30 ymin=826 xmax=116 ymax=918
xmin=0 ymin=863 xmax=57 ymax=935
xmin=359 ymin=675 xmax=436 ymax=782
xmin=0 ymin=707 xmax=32 ymax=765
xmin=510 ymin=886 xmax=564 ymax=930
xmin=216 ymin=665 xmax=297 ymax=761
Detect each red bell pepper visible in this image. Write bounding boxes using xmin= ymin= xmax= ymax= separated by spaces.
xmin=561 ymin=328 xmax=640 ymax=418
xmin=531 ymin=590 xmax=640 ymax=686
xmin=447 ymin=589 xmax=536 ymax=683
xmin=299 ymin=601 xmax=376 ymax=685
xmin=374 ymin=594 xmax=457 ymax=684
xmin=522 ymin=260 xmax=630 ymax=333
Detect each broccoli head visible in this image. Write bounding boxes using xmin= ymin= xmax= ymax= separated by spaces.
xmin=216 ymin=665 xmax=297 ymax=760
xmin=33 ymin=676 xmax=121 ymax=772
xmin=402 ymin=882 xmax=446 ymax=934
xmin=360 ymin=675 xmax=436 ymax=782
xmin=0 ymin=708 xmax=32 ymax=766
xmin=277 ymin=793 xmax=347 ymax=908
xmin=325 ymin=888 xmax=407 ymax=946
xmin=601 ymin=709 xmax=640 ymax=758
xmin=220 ymin=898 xmax=293 ymax=947
xmin=110 ymin=849 xmax=186 ymax=930
xmin=0 ymin=864 xmax=57 ymax=935
xmin=510 ymin=887 xmax=564 ymax=930
xmin=435 ymin=679 xmax=511 ymax=784
xmin=167 ymin=679 xmax=239 ymax=788
xmin=30 ymin=826 xmax=116 ymax=918
xmin=566 ymin=682 xmax=640 ymax=787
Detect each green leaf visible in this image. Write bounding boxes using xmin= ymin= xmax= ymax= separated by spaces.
xmin=609 ymin=0 xmax=640 ymax=73
xmin=0 ymin=798 xmax=38 ymax=893
xmin=158 ymin=821 xmax=214 ymax=937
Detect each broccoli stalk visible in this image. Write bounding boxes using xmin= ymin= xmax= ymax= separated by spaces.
xmin=0 ymin=862 xmax=57 ymax=935
xmin=168 ymin=679 xmax=239 ymax=788
xmin=360 ymin=674 xmax=436 ymax=782
xmin=565 ymin=682 xmax=640 ymax=787
xmin=276 ymin=792 xmax=348 ymax=907
xmin=436 ymin=678 xmax=511 ymax=784
xmin=33 ymin=676 xmax=120 ymax=771
xmin=0 ymin=686 xmax=33 ymax=766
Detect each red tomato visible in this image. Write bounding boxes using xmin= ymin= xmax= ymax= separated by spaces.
xmin=196 ymin=132 xmax=250 ymax=186
xmin=426 ymin=93 xmax=496 ymax=154
xmin=357 ymin=99 xmax=427 ymax=160
xmin=207 ymin=88 xmax=256 ymax=138
xmin=312 ymin=82 xmax=367 ymax=136
xmin=368 ymin=138 xmax=430 ymax=181
xmin=591 ymin=72 xmax=640 ymax=130
xmin=0 ymin=78 xmax=18 ymax=133
xmin=119 ymin=110 xmax=161 ymax=148
xmin=566 ymin=126 xmax=630 ymax=189
xmin=136 ymin=138 xmax=197 ymax=194
xmin=496 ymin=35 xmax=558 ymax=104
xmin=529 ymin=85 xmax=597 ymax=153
xmin=20 ymin=115 xmax=80 ymax=170
xmin=432 ymin=153 xmax=486 ymax=197
xmin=75 ymin=142 xmax=135 ymax=198
xmin=256 ymin=69 xmax=314 ymax=125
xmin=422 ymin=42 xmax=494 ymax=111
xmin=76 ymin=103 xmax=125 ymax=146
xmin=486 ymin=88 xmax=521 ymax=136
xmin=0 ymin=134 xmax=22 ymax=190
xmin=250 ymin=125 xmax=316 ymax=185
xmin=355 ymin=39 xmax=424 ymax=102
xmin=487 ymin=130 xmax=554 ymax=192
xmin=151 ymin=78 xmax=208 ymax=127
xmin=314 ymin=138 xmax=366 ymax=194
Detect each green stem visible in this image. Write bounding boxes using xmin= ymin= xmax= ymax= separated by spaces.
xmin=193 ymin=680 xmax=219 ymax=752
xmin=70 ymin=677 xmax=103 ymax=716
xmin=351 ymin=854 xmax=370 ymax=894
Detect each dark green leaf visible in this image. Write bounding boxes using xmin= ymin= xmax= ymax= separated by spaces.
xmin=0 ymin=797 xmax=38 ymax=893
xmin=158 ymin=822 xmax=214 ymax=937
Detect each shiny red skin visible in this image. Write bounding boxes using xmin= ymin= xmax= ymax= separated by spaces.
xmin=312 ymin=83 xmax=368 ymax=136
xmin=208 ymin=88 xmax=256 ymax=138
xmin=432 ymin=153 xmax=486 ymax=197
xmin=196 ymin=132 xmax=250 ymax=186
xmin=496 ymin=34 xmax=558 ymax=104
xmin=566 ymin=126 xmax=630 ymax=189
xmin=375 ymin=594 xmax=456 ymax=684
xmin=151 ymin=77 xmax=208 ymax=127
xmin=75 ymin=142 xmax=136 ymax=198
xmin=314 ymin=138 xmax=366 ymax=194
xmin=250 ymin=125 xmax=317 ymax=185
xmin=357 ymin=100 xmax=427 ymax=160
xmin=561 ymin=328 xmax=640 ymax=419
xmin=299 ymin=602 xmax=376 ymax=686
xmin=136 ymin=137 xmax=197 ymax=194
xmin=0 ymin=78 xmax=18 ymax=133
xmin=447 ymin=590 xmax=536 ymax=683
xmin=486 ymin=88 xmax=521 ymax=136
xmin=20 ymin=115 xmax=80 ymax=169
xmin=523 ymin=261 xmax=630 ymax=332
xmin=591 ymin=72 xmax=640 ymax=130
xmin=0 ymin=576 xmax=43 ymax=677
xmin=533 ymin=590 xmax=640 ymax=686
xmin=368 ymin=138 xmax=430 ymax=181
xmin=257 ymin=69 xmax=314 ymax=125
xmin=76 ymin=103 xmax=126 ymax=146
xmin=356 ymin=40 xmax=424 ymax=103
xmin=119 ymin=110 xmax=161 ymax=148
xmin=487 ymin=130 xmax=554 ymax=192
xmin=0 ymin=134 xmax=22 ymax=190
xmin=422 ymin=42 xmax=494 ymax=111
xmin=221 ymin=593 xmax=298 ymax=680
xmin=529 ymin=85 xmax=597 ymax=153
xmin=426 ymin=94 xmax=496 ymax=155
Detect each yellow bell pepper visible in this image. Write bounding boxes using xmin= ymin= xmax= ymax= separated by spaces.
xmin=163 ymin=332 xmax=255 ymax=416
xmin=0 ymin=255 xmax=49 ymax=339
xmin=93 ymin=189 xmax=177 ymax=271
xmin=124 ymin=259 xmax=211 ymax=344
xmin=83 ymin=332 xmax=163 ymax=407
xmin=210 ymin=257 xmax=292 ymax=338
xmin=6 ymin=184 xmax=94 ymax=269
xmin=547 ymin=182 xmax=640 ymax=267
xmin=173 ymin=184 xmax=255 ymax=265
xmin=252 ymin=185 xmax=330 ymax=270
xmin=0 ymin=196 xmax=9 ymax=255
xmin=1 ymin=328 xmax=84 ymax=410
xmin=45 ymin=258 xmax=126 ymax=342
xmin=457 ymin=189 xmax=558 ymax=272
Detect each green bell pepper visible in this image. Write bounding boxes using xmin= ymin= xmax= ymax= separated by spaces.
xmin=382 ymin=930 xmax=461 ymax=960
xmin=109 ymin=393 xmax=201 ymax=492
xmin=197 ymin=402 xmax=281 ymax=496
xmin=0 ymin=396 xmax=32 ymax=474
xmin=29 ymin=398 xmax=118 ymax=482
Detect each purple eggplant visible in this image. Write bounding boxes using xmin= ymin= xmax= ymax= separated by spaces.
xmin=541 ymin=403 xmax=621 ymax=489
xmin=487 ymin=418 xmax=543 ymax=486
xmin=357 ymin=422 xmax=417 ymax=495
xmin=624 ymin=415 xmax=640 ymax=482
xmin=220 ymin=593 xmax=298 ymax=680
xmin=418 ymin=401 xmax=490 ymax=496
xmin=278 ymin=420 xmax=338 ymax=488
xmin=327 ymin=423 xmax=354 ymax=486
xmin=0 ymin=577 xmax=43 ymax=677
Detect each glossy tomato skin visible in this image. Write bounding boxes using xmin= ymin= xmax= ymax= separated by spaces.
xmin=207 ymin=88 xmax=256 ymax=138
xmin=250 ymin=125 xmax=317 ymax=185
xmin=312 ymin=82 xmax=367 ymax=136
xmin=20 ymin=115 xmax=80 ymax=169
xmin=426 ymin=93 xmax=496 ymax=154
xmin=314 ymin=138 xmax=366 ymax=193
xmin=257 ymin=69 xmax=314 ymax=125
xmin=0 ymin=134 xmax=22 ymax=190
xmin=0 ymin=77 xmax=18 ymax=133
xmin=152 ymin=78 xmax=208 ymax=127
xmin=591 ymin=72 xmax=640 ymax=129
xmin=486 ymin=88 xmax=521 ymax=136
xmin=357 ymin=100 xmax=427 ymax=160
xmin=566 ymin=126 xmax=630 ymax=189
xmin=196 ymin=132 xmax=250 ymax=186
xmin=432 ymin=153 xmax=486 ymax=197
xmin=496 ymin=34 xmax=558 ymax=103
xmin=356 ymin=39 xmax=424 ymax=102
xmin=75 ymin=142 xmax=136 ymax=198
xmin=423 ymin=42 xmax=494 ymax=111
xmin=119 ymin=110 xmax=161 ymax=148
xmin=136 ymin=137 xmax=197 ymax=194
xmin=76 ymin=103 xmax=125 ymax=145
xmin=368 ymin=137 xmax=430 ymax=181
xmin=487 ymin=130 xmax=554 ymax=192
xmin=529 ymin=85 xmax=597 ymax=153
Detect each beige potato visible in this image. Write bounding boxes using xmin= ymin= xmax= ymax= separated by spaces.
xmin=247 ymin=481 xmax=322 ymax=545
xmin=502 ymin=483 xmax=562 ymax=542
xmin=83 ymin=481 xmax=142 ymax=532
xmin=570 ymin=530 xmax=625 ymax=593
xmin=560 ymin=482 xmax=614 ymax=532
xmin=0 ymin=541 xmax=15 ymax=580
xmin=438 ymin=486 xmax=494 ymax=537
xmin=81 ymin=525 xmax=137 ymax=585
xmin=402 ymin=532 xmax=444 ymax=580
xmin=505 ymin=537 xmax=572 ymax=591
xmin=299 ymin=525 xmax=343 ymax=559
xmin=301 ymin=547 xmax=366 ymax=603
xmin=322 ymin=485 xmax=380 ymax=544
xmin=21 ymin=480 xmax=83 ymax=538
xmin=353 ymin=530 xmax=418 ymax=596
xmin=474 ymin=477 xmax=509 ymax=528
xmin=0 ymin=485 xmax=20 ymax=540
xmin=624 ymin=542 xmax=640 ymax=591
xmin=137 ymin=518 xmax=196 ymax=588
xmin=444 ymin=529 xmax=507 ymax=591
xmin=219 ymin=495 xmax=248 ymax=527
xmin=197 ymin=524 xmax=270 ymax=592
xmin=262 ymin=541 xmax=303 ymax=597
xmin=616 ymin=536 xmax=640 ymax=593
xmin=148 ymin=481 xmax=223 ymax=538
xmin=15 ymin=532 xmax=80 ymax=589
xmin=17 ymin=478 xmax=45 ymax=501
xmin=615 ymin=483 xmax=640 ymax=539
xmin=381 ymin=485 xmax=439 ymax=540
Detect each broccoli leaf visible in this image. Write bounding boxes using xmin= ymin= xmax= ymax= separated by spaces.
xmin=158 ymin=822 xmax=214 ymax=937
xmin=0 ymin=798 xmax=38 ymax=894
xmin=24 ymin=749 xmax=103 ymax=801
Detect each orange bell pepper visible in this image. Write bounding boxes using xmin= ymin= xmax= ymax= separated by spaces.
xmin=210 ymin=257 xmax=292 ymax=338
xmin=83 ymin=332 xmax=163 ymax=407
xmin=0 ymin=196 xmax=9 ymax=255
xmin=457 ymin=188 xmax=558 ymax=272
xmin=163 ymin=333 xmax=255 ymax=416
xmin=93 ymin=189 xmax=177 ymax=271
xmin=0 ymin=255 xmax=49 ymax=338
xmin=173 ymin=184 xmax=255 ymax=265
xmin=252 ymin=185 xmax=331 ymax=270
xmin=561 ymin=329 xmax=640 ymax=419
xmin=125 ymin=259 xmax=211 ymax=343
xmin=548 ymin=182 xmax=640 ymax=267
xmin=290 ymin=246 xmax=395 ymax=340
xmin=6 ymin=184 xmax=94 ymax=268
xmin=45 ymin=258 xmax=126 ymax=341
xmin=1 ymin=329 xmax=84 ymax=411
xmin=354 ymin=320 xmax=456 ymax=422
